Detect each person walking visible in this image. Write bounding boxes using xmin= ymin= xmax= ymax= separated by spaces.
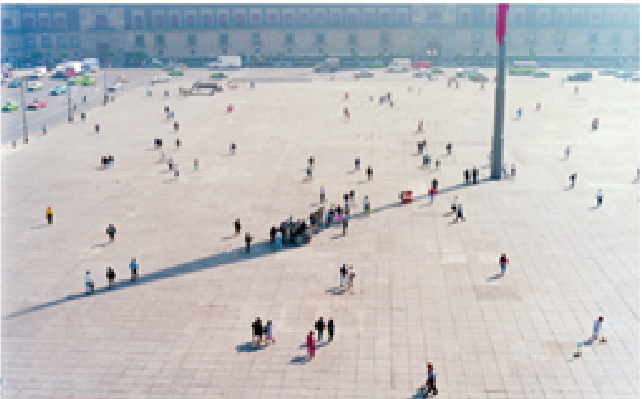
xmin=510 ymin=164 xmax=516 ymax=178
xmin=355 ymin=157 xmax=361 ymax=171
xmin=592 ymin=316 xmax=604 ymax=341
xmin=265 ymin=320 xmax=275 ymax=344
xmin=174 ymin=166 xmax=179 ymax=180
xmin=320 ymin=186 xmax=326 ymax=203
xmin=425 ymin=363 xmax=438 ymax=397
xmin=194 ymin=159 xmax=199 ymax=171
xmin=234 ymin=219 xmax=241 ymax=236
xmin=366 ymin=166 xmax=373 ymax=181
xmin=344 ymin=194 xmax=350 ymax=216
xmin=315 ymin=317 xmax=325 ymax=342
xmin=499 ymin=253 xmax=509 ymax=277
xmin=595 ymin=189 xmax=603 ymax=207
xmin=364 ymin=196 xmax=370 ymax=215
xmin=275 ymin=229 xmax=283 ymax=248
xmin=429 ymin=187 xmax=436 ymax=205
xmin=306 ymin=331 xmax=316 ymax=359
xmin=252 ymin=317 xmax=263 ymax=347
xmin=464 ymin=169 xmax=469 ymax=184
xmin=245 ymin=232 xmax=253 ymax=253
xmin=106 ymin=266 xmax=116 ymax=288
xmin=106 ymin=224 xmax=116 ymax=243
xmin=328 ymin=319 xmax=335 ymax=342
xmin=42 ymin=124 xmax=47 ymax=135
xmin=636 ymin=168 xmax=640 ymax=182
xmin=175 ymin=137 xmax=181 ymax=149
xmin=570 ymin=173 xmax=577 ymax=189
xmin=230 ymin=142 xmax=236 ymax=155
xmin=472 ymin=167 xmax=478 ymax=184
xmin=129 ymin=258 xmax=139 ymax=280
xmin=46 ymin=206 xmax=53 ymax=225
xmin=446 ymin=142 xmax=452 ymax=156
xmin=454 ymin=204 xmax=465 ymax=223
xmin=270 ymin=226 xmax=276 ymax=245
xmin=451 ymin=196 xmax=458 ymax=216
xmin=347 ymin=266 xmax=356 ymax=294
xmin=565 ymin=145 xmax=571 ymax=160
xmin=342 ymin=217 xmax=348 ymax=236
xmin=85 ymin=270 xmax=94 ymax=294
xmin=304 ymin=166 xmax=313 ymax=181
xmin=435 ymin=159 xmax=440 ymax=171
xmin=340 ymin=264 xmax=347 ymax=288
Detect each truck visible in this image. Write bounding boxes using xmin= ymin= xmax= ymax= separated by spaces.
xmin=387 ymin=58 xmax=411 ymax=73
xmin=314 ymin=57 xmax=340 ymax=73
xmin=208 ymin=56 xmax=242 ymax=70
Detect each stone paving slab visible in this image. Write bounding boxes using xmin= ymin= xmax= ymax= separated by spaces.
xmin=1 ymin=68 xmax=639 ymax=398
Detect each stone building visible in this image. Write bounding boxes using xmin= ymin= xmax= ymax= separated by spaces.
xmin=1 ymin=3 xmax=639 ymax=66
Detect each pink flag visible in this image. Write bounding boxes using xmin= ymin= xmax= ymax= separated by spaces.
xmin=496 ymin=4 xmax=510 ymax=45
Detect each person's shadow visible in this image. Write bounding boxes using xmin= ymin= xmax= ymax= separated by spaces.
xmin=289 ymin=355 xmax=310 ymax=365
xmin=487 ymin=273 xmax=503 ymax=282
xmin=407 ymin=386 xmax=427 ymax=399
xmin=236 ymin=341 xmax=264 ymax=353
xmin=325 ymin=286 xmax=346 ymax=295
xmin=588 ymin=205 xmax=600 ymax=211
xmin=91 ymin=242 xmax=110 ymax=249
xmin=30 ymin=223 xmax=49 ymax=230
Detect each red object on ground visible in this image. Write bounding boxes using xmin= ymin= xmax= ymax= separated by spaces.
xmin=401 ymin=191 xmax=413 ymax=203
xmin=496 ymin=4 xmax=510 ymax=45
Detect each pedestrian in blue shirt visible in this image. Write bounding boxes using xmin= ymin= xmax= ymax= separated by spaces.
xmin=129 ymin=258 xmax=139 ymax=281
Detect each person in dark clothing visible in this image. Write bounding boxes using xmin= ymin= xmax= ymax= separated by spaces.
xmin=106 ymin=224 xmax=116 ymax=243
xmin=355 ymin=157 xmax=361 ymax=170
xmin=432 ymin=178 xmax=438 ymax=191
xmin=342 ymin=217 xmax=348 ymax=236
xmin=315 ymin=317 xmax=325 ymax=342
xmin=245 ymin=233 xmax=253 ymax=253
xmin=340 ymin=264 xmax=347 ymax=288
xmin=472 ymin=167 xmax=478 ymax=184
xmin=270 ymin=226 xmax=276 ymax=245
xmin=230 ymin=142 xmax=236 ymax=155
xmin=464 ymin=169 xmax=469 ymax=184
xmin=252 ymin=317 xmax=263 ymax=347
xmin=366 ymin=166 xmax=373 ymax=181
xmin=235 ymin=219 xmax=241 ymax=236
xmin=106 ymin=267 xmax=116 ymax=289
xmin=173 ymin=121 xmax=179 ymax=132
xmin=328 ymin=319 xmax=335 ymax=342
xmin=446 ymin=142 xmax=452 ymax=155
xmin=425 ymin=363 xmax=437 ymax=397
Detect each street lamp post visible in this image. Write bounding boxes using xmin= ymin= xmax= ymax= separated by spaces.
xmin=21 ymin=75 xmax=28 ymax=144
xmin=67 ymin=78 xmax=73 ymax=122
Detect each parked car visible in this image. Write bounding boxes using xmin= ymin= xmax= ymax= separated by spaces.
xmin=616 ymin=71 xmax=635 ymax=79
xmin=27 ymin=98 xmax=48 ymax=110
xmin=80 ymin=76 xmax=97 ymax=86
xmin=151 ymin=74 xmax=170 ymax=83
xmin=50 ymin=85 xmax=68 ymax=96
xmin=567 ymin=72 xmax=593 ymax=82
xmin=2 ymin=101 xmax=19 ymax=112
xmin=354 ymin=70 xmax=374 ymax=78
xmin=8 ymin=78 xmax=22 ymax=88
xmin=67 ymin=76 xmax=82 ymax=86
xmin=107 ymin=82 xmax=125 ymax=92
xmin=468 ymin=73 xmax=489 ymax=82
xmin=27 ymin=82 xmax=43 ymax=91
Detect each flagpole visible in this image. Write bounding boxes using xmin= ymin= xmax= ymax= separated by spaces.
xmin=491 ymin=4 xmax=509 ymax=180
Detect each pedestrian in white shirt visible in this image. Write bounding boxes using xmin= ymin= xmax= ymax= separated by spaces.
xmin=85 ymin=270 xmax=94 ymax=294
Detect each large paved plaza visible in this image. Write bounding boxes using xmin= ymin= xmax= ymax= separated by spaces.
xmin=1 ymin=68 xmax=639 ymax=399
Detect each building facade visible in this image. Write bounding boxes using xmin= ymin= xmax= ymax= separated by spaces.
xmin=1 ymin=3 xmax=640 ymax=66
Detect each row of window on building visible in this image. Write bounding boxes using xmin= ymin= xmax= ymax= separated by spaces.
xmin=135 ymin=31 xmax=639 ymax=48
xmin=4 ymin=7 xmax=639 ymax=30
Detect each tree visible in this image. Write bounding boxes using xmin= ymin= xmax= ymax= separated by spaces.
xmin=60 ymin=51 xmax=69 ymax=60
